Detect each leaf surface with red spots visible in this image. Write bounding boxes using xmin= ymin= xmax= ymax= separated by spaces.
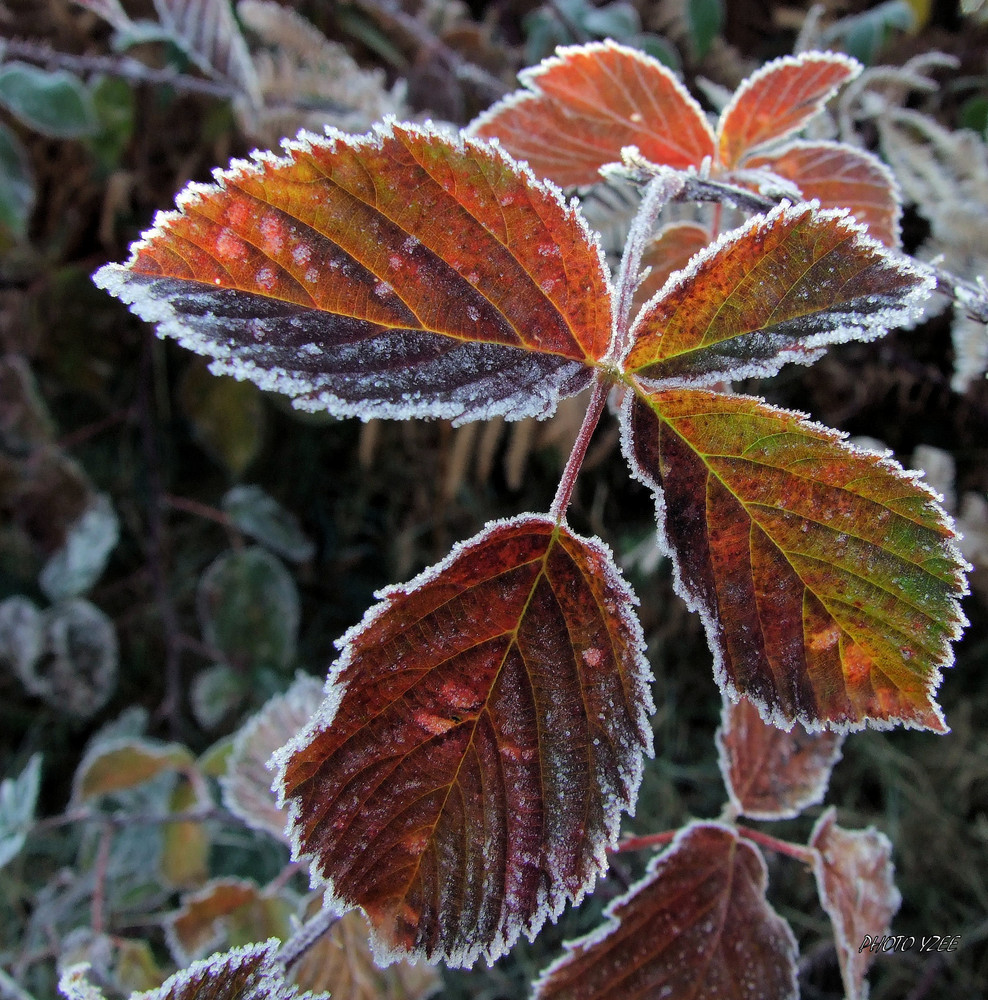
xmin=274 ymin=515 xmax=653 ymax=967
xmin=94 ymin=123 xmax=612 ymax=425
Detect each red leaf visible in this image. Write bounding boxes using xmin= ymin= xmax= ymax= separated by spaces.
xmin=94 ymin=123 xmax=612 ymax=424
xmin=716 ymin=695 xmax=843 ymax=820
xmin=717 ymin=52 xmax=860 ymax=169
xmin=60 ymin=940 xmax=318 ymax=1000
xmin=274 ymin=515 xmax=653 ymax=967
xmin=469 ymin=41 xmax=715 ymax=187
xmin=749 ymin=141 xmax=902 ymax=247
xmin=624 ymin=201 xmax=933 ymax=386
xmin=534 ymin=823 xmax=798 ymax=1000
xmin=811 ymin=808 xmax=901 ymax=1000
xmin=631 ymin=221 xmax=712 ymax=314
xmin=623 ymin=388 xmax=968 ymax=731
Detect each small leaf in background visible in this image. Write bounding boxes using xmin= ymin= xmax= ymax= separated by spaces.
xmin=160 ymin=776 xmax=211 ymax=889
xmin=686 ymin=0 xmax=724 ymax=60
xmin=86 ymin=74 xmax=136 ymax=171
xmin=824 ymin=1 xmax=915 ymax=65
xmin=716 ymin=695 xmax=844 ymax=820
xmin=11 ymin=599 xmax=118 ymax=719
xmin=624 ymin=388 xmax=968 ymax=731
xmin=222 ymin=672 xmax=323 ymax=840
xmin=39 ymin=492 xmax=120 ymax=601
xmin=811 ymin=807 xmax=901 ymax=1000
xmin=0 ymin=62 xmax=98 ymax=138
xmin=94 ymin=122 xmax=611 ymax=425
xmin=0 ymin=753 xmax=42 ymax=870
xmin=471 ymin=42 xmax=715 ymax=187
xmin=221 ymin=485 xmax=315 ymax=563
xmin=717 ymin=53 xmax=860 ymax=169
xmin=0 ymin=122 xmax=35 ymax=239
xmin=179 ymin=361 xmax=266 ymax=478
xmin=292 ymin=904 xmax=441 ymax=1000
xmin=275 ymin=515 xmax=653 ymax=966
xmin=60 ymin=939 xmax=320 ymax=1000
xmin=71 ymin=738 xmax=196 ymax=806
xmin=190 ymin=662 xmax=248 ymax=730
xmin=165 ymin=879 xmax=292 ymax=964
xmin=0 ymin=595 xmax=44 ymax=686
xmin=197 ymin=547 xmax=299 ymax=671
xmin=625 ymin=202 xmax=933 ymax=386
xmin=151 ymin=0 xmax=262 ymax=108
xmin=748 ymin=142 xmax=902 ymax=247
xmin=534 ymin=822 xmax=798 ymax=1000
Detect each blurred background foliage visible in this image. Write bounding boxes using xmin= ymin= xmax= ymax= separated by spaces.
xmin=1 ymin=1 xmax=988 ymax=999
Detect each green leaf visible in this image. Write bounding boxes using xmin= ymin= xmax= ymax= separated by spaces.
xmin=0 ymin=754 xmax=42 ymax=870
xmin=0 ymin=121 xmax=34 ymax=239
xmin=39 ymin=493 xmax=120 ymax=601
xmin=71 ymin=738 xmax=196 ymax=805
xmin=686 ymin=0 xmax=724 ymax=60
xmin=0 ymin=62 xmax=97 ymax=138
xmin=221 ymin=485 xmax=315 ymax=563
xmin=197 ymin=547 xmax=299 ymax=671
xmin=87 ymin=74 xmax=136 ymax=170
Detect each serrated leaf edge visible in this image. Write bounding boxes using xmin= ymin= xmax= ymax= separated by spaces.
xmin=619 ymin=387 xmax=970 ymax=734
xmin=270 ymin=512 xmax=654 ymax=969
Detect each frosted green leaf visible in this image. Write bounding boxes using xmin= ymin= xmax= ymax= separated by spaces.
xmin=0 ymin=122 xmax=35 ymax=238
xmin=0 ymin=753 xmax=42 ymax=870
xmin=0 ymin=62 xmax=97 ymax=138
xmin=198 ymin=547 xmax=299 ymax=671
xmin=39 ymin=493 xmax=120 ymax=601
xmin=222 ymin=485 xmax=315 ymax=563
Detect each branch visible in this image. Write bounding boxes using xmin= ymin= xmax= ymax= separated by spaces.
xmin=0 ymin=36 xmax=241 ymax=99
xmin=275 ymin=906 xmax=340 ymax=972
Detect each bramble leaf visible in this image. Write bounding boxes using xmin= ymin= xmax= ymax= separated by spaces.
xmin=717 ymin=52 xmax=860 ymax=169
xmin=60 ymin=939 xmax=319 ymax=1000
xmin=748 ymin=141 xmax=902 ymax=247
xmin=71 ymin=738 xmax=197 ymax=806
xmin=274 ymin=515 xmax=653 ymax=967
xmin=624 ymin=201 xmax=933 ymax=386
xmin=94 ymin=123 xmax=612 ymax=424
xmin=811 ymin=808 xmax=901 ymax=1000
xmin=469 ymin=41 xmax=715 ymax=187
xmin=716 ymin=695 xmax=844 ymax=820
xmin=623 ymin=387 xmax=968 ymax=731
xmin=534 ymin=822 xmax=798 ymax=1000
xmin=631 ymin=220 xmax=712 ymax=314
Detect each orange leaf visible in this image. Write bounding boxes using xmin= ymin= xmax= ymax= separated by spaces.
xmin=717 ymin=53 xmax=860 ymax=169
xmin=811 ymin=808 xmax=901 ymax=1000
xmin=534 ymin=823 xmax=798 ymax=1000
xmin=94 ymin=123 xmax=612 ymax=424
xmin=631 ymin=220 xmax=712 ymax=315
xmin=624 ymin=202 xmax=932 ymax=386
xmin=623 ymin=387 xmax=968 ymax=731
xmin=470 ymin=41 xmax=715 ymax=187
xmin=274 ymin=515 xmax=653 ymax=967
xmin=716 ymin=695 xmax=843 ymax=820
xmin=749 ymin=141 xmax=902 ymax=247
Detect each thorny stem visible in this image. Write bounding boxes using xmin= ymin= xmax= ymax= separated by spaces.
xmin=275 ymin=907 xmax=341 ymax=973
xmin=614 ymin=824 xmax=818 ymax=866
xmin=549 ymin=372 xmax=610 ymax=523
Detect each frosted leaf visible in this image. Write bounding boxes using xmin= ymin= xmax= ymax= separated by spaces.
xmin=0 ymin=753 xmax=42 ymax=870
xmin=534 ymin=822 xmax=798 ymax=1000
xmin=222 ymin=672 xmax=323 ymax=840
xmin=716 ymin=694 xmax=843 ymax=820
xmin=11 ymin=599 xmax=118 ymax=719
xmin=625 ymin=201 xmax=934 ymax=386
xmin=190 ymin=663 xmax=246 ymax=730
xmin=274 ymin=515 xmax=653 ymax=968
xmin=93 ymin=123 xmax=611 ymax=426
xmin=39 ymin=492 xmax=120 ymax=601
xmin=60 ymin=939 xmax=322 ymax=1000
xmin=811 ymin=808 xmax=901 ymax=1000
xmin=0 ymin=595 xmax=44 ymax=683
xmin=221 ymin=485 xmax=315 ymax=563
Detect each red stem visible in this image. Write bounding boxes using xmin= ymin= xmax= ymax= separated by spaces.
xmin=549 ymin=373 xmax=610 ymax=523
xmin=613 ymin=824 xmax=817 ymax=866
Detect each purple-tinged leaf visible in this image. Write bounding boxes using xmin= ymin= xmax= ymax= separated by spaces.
xmin=94 ymin=123 xmax=612 ymax=425
xmin=534 ymin=822 xmax=798 ymax=1000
